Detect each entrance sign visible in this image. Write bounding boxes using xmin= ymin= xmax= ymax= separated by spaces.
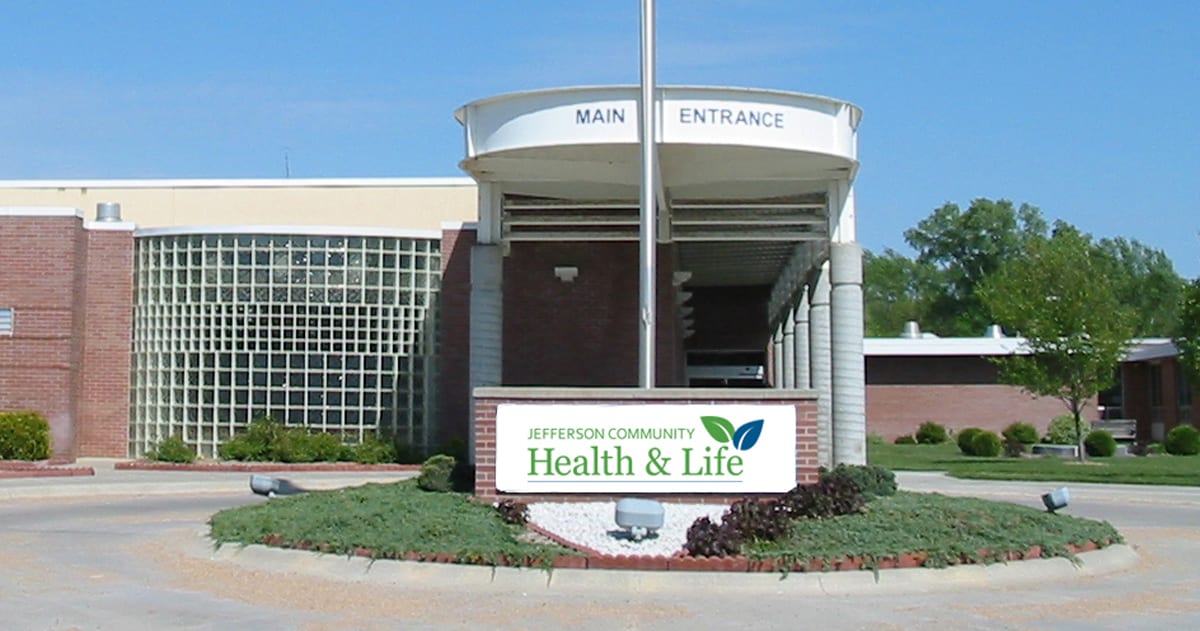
xmin=495 ymin=404 xmax=797 ymax=493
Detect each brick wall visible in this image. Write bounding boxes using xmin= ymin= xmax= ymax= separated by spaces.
xmin=437 ymin=226 xmax=474 ymax=447
xmin=0 ymin=215 xmax=83 ymax=457
xmin=473 ymin=389 xmax=818 ymax=504
xmin=867 ymin=384 xmax=1079 ymax=439
xmin=502 ymin=242 xmax=683 ymax=388
xmin=0 ymin=213 xmax=134 ymax=459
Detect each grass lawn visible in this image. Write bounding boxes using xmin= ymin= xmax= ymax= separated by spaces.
xmin=869 ymin=440 xmax=1200 ymax=486
xmin=749 ymin=491 xmax=1120 ymax=568
xmin=209 ymin=479 xmax=581 ymax=565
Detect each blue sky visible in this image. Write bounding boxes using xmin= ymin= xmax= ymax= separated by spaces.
xmin=3 ymin=1 xmax=1198 ymax=276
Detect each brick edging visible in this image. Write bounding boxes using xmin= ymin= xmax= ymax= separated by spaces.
xmin=0 ymin=460 xmax=96 ymax=478
xmin=247 ymin=533 xmax=1114 ymax=573
xmin=115 ymin=460 xmax=422 ymax=472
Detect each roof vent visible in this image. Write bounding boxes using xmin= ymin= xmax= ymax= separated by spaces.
xmin=984 ymin=324 xmax=1005 ymax=338
xmin=95 ymin=202 xmax=122 ymax=222
xmin=901 ymin=321 xmax=921 ymax=339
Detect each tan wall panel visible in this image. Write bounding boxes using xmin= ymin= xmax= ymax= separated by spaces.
xmin=0 ymin=182 xmax=478 ymax=230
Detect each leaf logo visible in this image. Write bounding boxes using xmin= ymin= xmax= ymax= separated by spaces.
xmin=700 ymin=416 xmax=764 ymax=451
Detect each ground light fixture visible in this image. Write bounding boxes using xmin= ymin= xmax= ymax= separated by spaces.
xmin=1042 ymin=487 xmax=1070 ymax=513
xmin=249 ymin=474 xmax=306 ymax=498
xmin=615 ymin=497 xmax=665 ymax=540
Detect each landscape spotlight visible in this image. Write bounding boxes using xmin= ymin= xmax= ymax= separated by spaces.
xmin=615 ymin=497 xmax=664 ymax=541
xmin=249 ymin=474 xmax=306 ymax=498
xmin=1041 ymin=487 xmax=1070 ymax=513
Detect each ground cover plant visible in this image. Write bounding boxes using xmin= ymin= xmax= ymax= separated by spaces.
xmin=209 ymin=479 xmax=580 ymax=566
xmin=870 ymin=439 xmax=1200 ymax=486
xmin=746 ymin=491 xmax=1121 ymax=569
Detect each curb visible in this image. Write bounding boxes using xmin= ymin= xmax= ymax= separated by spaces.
xmin=201 ymin=536 xmax=1140 ymax=593
xmin=0 ymin=460 xmax=96 ymax=478
xmin=115 ymin=461 xmax=422 ymax=473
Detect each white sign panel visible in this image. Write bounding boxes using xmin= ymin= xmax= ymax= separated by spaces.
xmin=495 ymin=404 xmax=797 ymax=493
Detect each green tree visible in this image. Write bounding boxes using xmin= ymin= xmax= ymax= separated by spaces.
xmin=904 ymin=198 xmax=1048 ymax=336
xmin=1093 ymin=237 xmax=1184 ymax=336
xmin=863 ymin=248 xmax=941 ymax=337
xmin=979 ymin=227 xmax=1136 ymax=461
xmin=1174 ymin=278 xmax=1200 ymax=382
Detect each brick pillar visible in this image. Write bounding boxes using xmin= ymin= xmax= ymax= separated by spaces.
xmin=75 ymin=224 xmax=135 ymax=457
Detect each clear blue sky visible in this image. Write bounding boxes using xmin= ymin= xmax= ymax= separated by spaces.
xmin=3 ymin=1 xmax=1198 ymax=277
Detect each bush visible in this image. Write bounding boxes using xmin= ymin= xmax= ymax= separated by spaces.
xmin=1003 ymin=436 xmax=1028 ymax=458
xmin=969 ymin=430 xmax=1002 ymax=457
xmin=0 ymin=411 xmax=52 ymax=461
xmin=1084 ymin=430 xmax=1118 ymax=457
xmin=494 ymin=499 xmax=529 ymax=525
xmin=723 ymin=498 xmax=791 ymax=543
xmin=819 ymin=464 xmax=897 ymax=498
xmin=147 ymin=435 xmax=196 ymax=464
xmin=777 ymin=477 xmax=866 ymax=520
xmin=1002 ymin=422 xmax=1039 ymax=445
xmin=956 ymin=427 xmax=983 ymax=455
xmin=915 ymin=422 xmax=948 ymax=445
xmin=417 ymin=454 xmax=457 ymax=492
xmin=893 ymin=435 xmax=917 ymax=445
xmin=682 ymin=516 xmax=742 ymax=558
xmin=218 ymin=417 xmax=283 ymax=461
xmin=352 ymin=438 xmax=397 ymax=464
xmin=1045 ymin=414 xmax=1091 ymax=446
xmin=1164 ymin=424 xmax=1200 ymax=456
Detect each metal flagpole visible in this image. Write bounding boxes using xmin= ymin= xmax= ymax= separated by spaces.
xmin=638 ymin=0 xmax=657 ymax=388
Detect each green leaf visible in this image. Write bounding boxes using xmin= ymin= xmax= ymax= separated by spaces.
xmin=701 ymin=416 xmax=736 ymax=443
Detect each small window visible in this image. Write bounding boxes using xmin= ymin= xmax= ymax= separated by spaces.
xmin=0 ymin=308 xmax=12 ymax=335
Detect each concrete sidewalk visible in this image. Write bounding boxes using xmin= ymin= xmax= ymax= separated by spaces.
xmin=0 ymin=458 xmax=417 ymax=501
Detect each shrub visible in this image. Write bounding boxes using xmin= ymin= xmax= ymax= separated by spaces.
xmin=956 ymin=427 xmax=983 ymax=455
xmin=819 ymin=463 xmax=897 ymax=498
xmin=0 ymin=411 xmax=52 ymax=461
xmin=1045 ymin=414 xmax=1091 ymax=446
xmin=682 ymin=516 xmax=742 ymax=558
xmin=1084 ymin=430 xmax=1118 ymax=457
xmin=1003 ymin=436 xmax=1028 ymax=458
xmin=969 ymin=430 xmax=1002 ymax=457
xmin=417 ymin=454 xmax=457 ymax=492
xmin=1002 ymin=422 xmax=1039 ymax=445
xmin=353 ymin=438 xmax=397 ymax=464
xmin=723 ymin=498 xmax=791 ymax=543
xmin=893 ymin=435 xmax=917 ymax=445
xmin=915 ymin=422 xmax=948 ymax=445
xmin=1164 ymin=425 xmax=1200 ymax=456
xmin=494 ymin=499 xmax=529 ymax=525
xmin=147 ymin=435 xmax=196 ymax=464
xmin=777 ymin=477 xmax=866 ymax=520
xmin=219 ymin=417 xmax=283 ymax=461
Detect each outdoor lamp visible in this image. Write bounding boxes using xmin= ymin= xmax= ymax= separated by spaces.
xmin=615 ymin=497 xmax=665 ymax=541
xmin=1042 ymin=487 xmax=1070 ymax=513
xmin=249 ymin=474 xmax=305 ymax=498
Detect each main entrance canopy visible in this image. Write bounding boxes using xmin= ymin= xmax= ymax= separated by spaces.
xmin=454 ymin=86 xmax=866 ymax=467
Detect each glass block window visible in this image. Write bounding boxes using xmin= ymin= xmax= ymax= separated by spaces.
xmin=130 ymin=233 xmax=440 ymax=458
xmin=0 ymin=308 xmax=12 ymax=335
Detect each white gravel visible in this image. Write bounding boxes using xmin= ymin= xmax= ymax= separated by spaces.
xmin=527 ymin=502 xmax=728 ymax=557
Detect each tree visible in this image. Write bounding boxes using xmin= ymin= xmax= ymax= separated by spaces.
xmin=1174 ymin=278 xmax=1200 ymax=382
xmin=904 ymin=199 xmax=1048 ymax=336
xmin=1092 ymin=237 xmax=1184 ymax=336
xmin=863 ymin=248 xmax=941 ymax=337
xmin=978 ymin=227 xmax=1136 ymax=461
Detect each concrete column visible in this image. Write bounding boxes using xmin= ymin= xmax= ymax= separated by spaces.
xmin=468 ymin=244 xmax=503 ymax=463
xmin=830 ymin=242 xmax=866 ymax=465
xmin=793 ymin=289 xmax=810 ymax=390
xmin=772 ymin=326 xmax=784 ymax=388
xmin=781 ymin=307 xmax=796 ymax=389
xmin=808 ymin=265 xmax=832 ymax=467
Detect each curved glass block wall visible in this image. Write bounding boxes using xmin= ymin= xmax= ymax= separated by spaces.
xmin=130 ymin=230 xmax=439 ymax=458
